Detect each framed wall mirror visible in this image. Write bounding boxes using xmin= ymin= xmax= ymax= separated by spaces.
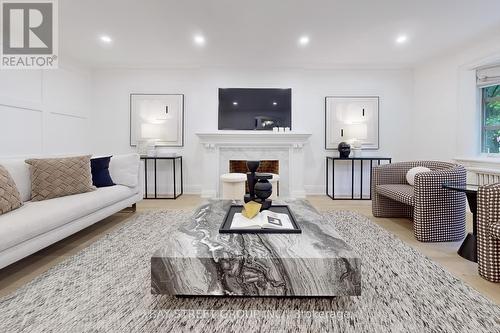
xmin=325 ymin=96 xmax=379 ymax=150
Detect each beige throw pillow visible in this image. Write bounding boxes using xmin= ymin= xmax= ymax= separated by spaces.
xmin=26 ymin=155 xmax=96 ymax=201
xmin=0 ymin=165 xmax=23 ymax=215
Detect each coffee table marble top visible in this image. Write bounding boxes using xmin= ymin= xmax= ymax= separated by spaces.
xmin=151 ymin=200 xmax=361 ymax=297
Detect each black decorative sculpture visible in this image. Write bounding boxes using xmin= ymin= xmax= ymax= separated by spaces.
xmin=338 ymin=142 xmax=351 ymax=159
xmin=244 ymin=160 xmax=273 ymax=210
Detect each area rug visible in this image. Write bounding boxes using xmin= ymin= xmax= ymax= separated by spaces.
xmin=1 ymin=203 xmax=499 ymax=333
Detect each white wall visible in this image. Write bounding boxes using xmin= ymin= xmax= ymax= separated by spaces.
xmin=91 ymin=67 xmax=414 ymax=196
xmin=413 ymin=28 xmax=500 ymax=160
xmin=3 ymin=32 xmax=500 ymax=196
xmin=0 ymin=64 xmax=92 ymax=158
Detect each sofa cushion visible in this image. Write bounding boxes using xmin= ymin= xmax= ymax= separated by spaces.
xmin=490 ymin=222 xmax=500 ymax=240
xmin=109 ymin=154 xmax=140 ymax=188
xmin=0 ymin=159 xmax=31 ymax=202
xmin=0 ymin=185 xmax=138 ymax=252
xmin=91 ymin=156 xmax=115 ymax=187
xmin=0 ymin=165 xmax=22 ymax=215
xmin=376 ymin=184 xmax=415 ymax=206
xmin=26 ymin=155 xmax=96 ymax=201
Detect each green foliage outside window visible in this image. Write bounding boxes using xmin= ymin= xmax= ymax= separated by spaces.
xmin=482 ymin=85 xmax=500 ymax=153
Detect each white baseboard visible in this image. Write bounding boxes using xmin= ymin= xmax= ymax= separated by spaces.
xmin=200 ymin=189 xmax=216 ymax=198
xmin=304 ymin=185 xmax=325 ymax=195
xmin=182 ymin=185 xmax=202 ymax=195
xmin=290 ymin=190 xmax=307 ymax=199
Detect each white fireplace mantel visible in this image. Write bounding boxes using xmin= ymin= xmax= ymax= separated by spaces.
xmin=196 ymin=131 xmax=312 ymax=198
xmin=196 ymin=131 xmax=312 ymax=148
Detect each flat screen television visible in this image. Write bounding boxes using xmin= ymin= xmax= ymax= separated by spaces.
xmin=218 ymin=88 xmax=292 ymax=130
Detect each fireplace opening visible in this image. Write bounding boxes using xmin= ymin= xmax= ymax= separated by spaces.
xmin=229 ymin=160 xmax=279 ymax=194
xmin=229 ymin=160 xmax=279 ymax=174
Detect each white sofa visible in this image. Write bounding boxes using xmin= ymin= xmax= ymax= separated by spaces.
xmin=0 ymin=154 xmax=143 ymax=269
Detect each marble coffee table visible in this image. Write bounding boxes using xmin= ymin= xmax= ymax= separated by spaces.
xmin=151 ymin=200 xmax=361 ymax=297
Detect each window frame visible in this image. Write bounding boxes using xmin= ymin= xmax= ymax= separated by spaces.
xmin=480 ymin=84 xmax=500 ymax=154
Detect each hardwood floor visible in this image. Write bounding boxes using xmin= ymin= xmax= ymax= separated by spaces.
xmin=0 ymin=195 xmax=499 ymax=305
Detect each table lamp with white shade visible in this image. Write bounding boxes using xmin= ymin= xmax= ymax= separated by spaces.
xmin=141 ymin=123 xmax=163 ymax=157
xmin=347 ymin=122 xmax=367 ymax=157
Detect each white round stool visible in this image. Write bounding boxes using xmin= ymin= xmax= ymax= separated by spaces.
xmin=269 ymin=173 xmax=280 ymax=200
xmin=220 ymin=173 xmax=247 ymax=200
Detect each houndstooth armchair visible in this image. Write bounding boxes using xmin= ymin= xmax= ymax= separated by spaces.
xmin=477 ymin=183 xmax=500 ymax=282
xmin=372 ymin=161 xmax=467 ymax=242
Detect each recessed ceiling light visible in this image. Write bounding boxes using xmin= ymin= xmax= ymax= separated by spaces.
xmin=396 ymin=35 xmax=408 ymax=44
xmin=298 ymin=35 xmax=310 ymax=46
xmin=99 ymin=35 xmax=113 ymax=44
xmin=233 ymin=101 xmax=238 ymax=106
xmin=272 ymin=101 xmax=278 ymax=105
xmin=193 ymin=34 xmax=206 ymax=46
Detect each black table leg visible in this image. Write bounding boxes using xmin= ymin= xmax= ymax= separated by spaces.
xmin=180 ymin=157 xmax=183 ymax=196
xmin=154 ymin=158 xmax=157 ymax=199
xmin=326 ymin=158 xmax=335 ymax=200
xmin=360 ymin=160 xmax=363 ymax=200
xmin=351 ymin=160 xmax=355 ymax=199
xmin=173 ymin=158 xmax=177 ymax=198
xmin=144 ymin=159 xmax=148 ymax=199
xmin=458 ymin=192 xmax=478 ymax=262
xmin=325 ymin=158 xmax=328 ymax=197
xmin=332 ymin=159 xmax=335 ymax=199
xmin=369 ymin=160 xmax=373 ymax=200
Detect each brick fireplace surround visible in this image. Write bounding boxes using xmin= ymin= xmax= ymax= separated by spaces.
xmin=229 ymin=160 xmax=279 ymax=194
xmin=229 ymin=160 xmax=279 ymax=175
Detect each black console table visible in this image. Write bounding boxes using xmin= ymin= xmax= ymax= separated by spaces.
xmin=326 ymin=156 xmax=392 ymax=200
xmin=140 ymin=156 xmax=183 ymax=199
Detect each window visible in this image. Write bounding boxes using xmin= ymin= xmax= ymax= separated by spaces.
xmin=481 ymin=85 xmax=500 ymax=153
xmin=478 ymin=65 xmax=500 ymax=154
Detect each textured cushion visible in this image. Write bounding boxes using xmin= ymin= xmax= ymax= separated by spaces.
xmin=109 ymin=154 xmax=140 ymax=187
xmin=0 ymin=159 xmax=31 ymax=202
xmin=0 ymin=165 xmax=22 ymax=215
xmin=25 ymin=156 xmax=96 ymax=201
xmin=376 ymin=184 xmax=415 ymax=206
xmin=91 ymin=156 xmax=115 ymax=187
xmin=406 ymin=167 xmax=432 ymax=186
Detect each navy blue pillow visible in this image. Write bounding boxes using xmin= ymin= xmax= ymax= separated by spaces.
xmin=91 ymin=156 xmax=115 ymax=187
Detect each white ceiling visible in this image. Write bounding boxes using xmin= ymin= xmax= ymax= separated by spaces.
xmin=60 ymin=0 xmax=500 ymax=69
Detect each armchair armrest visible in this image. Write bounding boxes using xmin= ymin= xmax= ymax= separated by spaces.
xmin=478 ymin=183 xmax=500 ymax=232
xmin=477 ymin=183 xmax=500 ymax=281
xmin=413 ymin=165 xmax=466 ymax=211
xmin=414 ymin=166 xmax=466 ymax=193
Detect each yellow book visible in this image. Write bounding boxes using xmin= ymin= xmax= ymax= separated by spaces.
xmin=241 ymin=201 xmax=262 ymax=219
